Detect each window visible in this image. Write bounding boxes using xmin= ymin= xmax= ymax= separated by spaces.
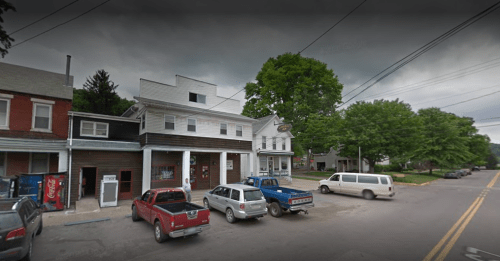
xmin=262 ymin=136 xmax=266 ymax=149
xmin=358 ymin=176 xmax=379 ymax=184
xmin=0 ymin=97 xmax=11 ymax=129
xmin=244 ymin=190 xmax=263 ymax=201
xmin=221 ymin=187 xmax=231 ymax=198
xmin=230 ymin=190 xmax=240 ymax=201
xmin=236 ymin=125 xmax=242 ymax=137
xmin=141 ymin=191 xmax=151 ymax=201
xmin=380 ymin=177 xmax=388 ymax=184
xmin=164 ymin=115 xmax=175 ymax=130
xmin=259 ymin=156 xmax=267 ymax=171
xmin=156 ymin=191 xmax=185 ymax=203
xmin=30 ymin=153 xmax=49 ymax=173
xmin=32 ymin=103 xmax=52 ymax=131
xmin=220 ymin=123 xmax=227 ymax=135
xmin=213 ymin=187 xmax=223 ymax=196
xmin=189 ymin=92 xmax=206 ymax=104
xmin=0 ymin=152 xmax=5 ymax=177
xmin=188 ymin=118 xmax=196 ymax=132
xmin=273 ymin=137 xmax=276 ymax=150
xmin=151 ymin=166 xmax=175 ymax=181
xmin=282 ymin=138 xmax=286 ymax=150
xmin=342 ymin=175 xmax=357 ymax=183
xmin=281 ymin=156 xmax=288 ymax=170
xmin=330 ymin=174 xmax=340 ymax=181
xmin=141 ymin=114 xmax=146 ymax=130
xmin=80 ymin=121 xmax=109 ymax=138
xmin=149 ymin=192 xmax=155 ymax=204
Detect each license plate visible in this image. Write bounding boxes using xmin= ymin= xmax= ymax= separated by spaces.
xmin=186 ymin=227 xmax=196 ymax=234
xmin=292 ymin=197 xmax=312 ymax=204
xmin=251 ymin=204 xmax=261 ymax=209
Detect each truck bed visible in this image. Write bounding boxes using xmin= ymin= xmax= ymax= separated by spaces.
xmin=262 ymin=186 xmax=311 ymax=198
xmin=155 ymin=202 xmax=205 ymax=215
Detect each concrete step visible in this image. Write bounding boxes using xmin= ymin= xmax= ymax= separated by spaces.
xmin=76 ymin=197 xmax=101 ymax=213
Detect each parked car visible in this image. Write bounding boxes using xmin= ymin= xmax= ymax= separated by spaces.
xmin=472 ymin=166 xmax=480 ymax=171
xmin=456 ymin=170 xmax=467 ymax=177
xmin=241 ymin=177 xmax=314 ymax=217
xmin=318 ymin=173 xmax=395 ymax=200
xmin=461 ymin=169 xmax=472 ymax=175
xmin=444 ymin=171 xmax=461 ymax=179
xmin=203 ymin=184 xmax=267 ymax=223
xmin=0 ymin=197 xmax=43 ymax=261
xmin=132 ymin=188 xmax=210 ymax=243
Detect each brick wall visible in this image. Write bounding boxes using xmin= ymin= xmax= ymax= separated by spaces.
xmin=227 ymin=153 xmax=241 ymax=184
xmin=6 ymin=152 xmax=29 ymax=176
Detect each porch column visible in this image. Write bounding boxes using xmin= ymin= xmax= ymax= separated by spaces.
xmin=220 ymin=152 xmax=227 ymax=185
xmin=58 ymin=150 xmax=68 ymax=172
xmin=247 ymin=153 xmax=253 ymax=177
xmin=142 ymin=149 xmax=152 ymax=194
xmin=182 ymin=151 xmax=190 ymax=184
xmin=287 ymin=156 xmax=291 ymax=175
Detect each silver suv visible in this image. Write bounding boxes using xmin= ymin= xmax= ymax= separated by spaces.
xmin=203 ymin=184 xmax=267 ymax=223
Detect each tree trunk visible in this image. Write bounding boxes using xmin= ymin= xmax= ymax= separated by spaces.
xmin=369 ymin=160 xmax=375 ymax=173
xmin=306 ymin=149 xmax=311 ymax=173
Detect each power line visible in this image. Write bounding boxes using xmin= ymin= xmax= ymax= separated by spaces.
xmin=439 ymin=89 xmax=500 ymax=109
xmin=339 ymin=1 xmax=500 ymax=108
xmin=413 ymin=84 xmax=500 ymax=107
xmin=10 ymin=0 xmax=111 ymax=48
xmin=9 ymin=0 xmax=80 ymax=36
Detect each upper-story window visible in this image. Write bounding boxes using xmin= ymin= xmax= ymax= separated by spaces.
xmin=236 ymin=125 xmax=242 ymax=137
xmin=273 ymin=137 xmax=277 ymax=150
xmin=31 ymin=98 xmax=54 ymax=132
xmin=189 ymin=92 xmax=206 ymax=104
xmin=0 ymin=94 xmax=13 ymax=129
xmin=165 ymin=115 xmax=175 ymax=130
xmin=220 ymin=123 xmax=227 ymax=135
xmin=282 ymin=138 xmax=286 ymax=150
xmin=188 ymin=118 xmax=196 ymax=132
xmin=81 ymin=121 xmax=109 ymax=138
xmin=262 ymin=136 xmax=266 ymax=149
xmin=141 ymin=114 xmax=146 ymax=130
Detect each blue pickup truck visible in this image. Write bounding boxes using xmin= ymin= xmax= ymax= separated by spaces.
xmin=241 ymin=177 xmax=314 ymax=217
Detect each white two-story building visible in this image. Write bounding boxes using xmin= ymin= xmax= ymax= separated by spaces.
xmin=124 ymin=75 xmax=256 ymax=193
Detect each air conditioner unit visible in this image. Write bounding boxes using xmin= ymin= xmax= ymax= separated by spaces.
xmin=100 ymin=175 xmax=118 ymax=207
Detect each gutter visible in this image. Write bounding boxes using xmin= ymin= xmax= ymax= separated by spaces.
xmin=67 ymin=114 xmax=73 ymax=209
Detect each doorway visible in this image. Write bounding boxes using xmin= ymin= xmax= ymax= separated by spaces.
xmin=190 ymin=165 xmax=198 ymax=189
xmin=81 ymin=167 xmax=97 ymax=198
xmin=119 ymin=170 xmax=132 ymax=200
xmin=268 ymin=157 xmax=274 ymax=176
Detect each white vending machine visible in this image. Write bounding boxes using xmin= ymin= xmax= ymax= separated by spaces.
xmin=100 ymin=175 xmax=118 ymax=207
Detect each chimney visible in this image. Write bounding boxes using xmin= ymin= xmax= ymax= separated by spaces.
xmin=65 ymin=55 xmax=71 ymax=87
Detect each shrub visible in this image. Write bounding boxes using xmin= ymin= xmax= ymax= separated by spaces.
xmin=326 ymin=168 xmax=335 ymax=172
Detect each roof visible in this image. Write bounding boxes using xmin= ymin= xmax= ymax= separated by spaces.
xmin=0 ymin=62 xmax=73 ymax=100
xmin=252 ymin=115 xmax=276 ymax=134
xmin=215 ymin=184 xmax=260 ymax=190
xmin=69 ymin=111 xmax=140 ymax=123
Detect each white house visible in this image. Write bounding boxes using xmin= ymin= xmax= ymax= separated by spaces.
xmin=312 ymin=147 xmax=369 ymax=173
xmin=124 ymin=75 xmax=257 ymax=193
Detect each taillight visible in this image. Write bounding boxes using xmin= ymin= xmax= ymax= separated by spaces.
xmin=389 ymin=187 xmax=392 ymax=191
xmin=170 ymin=216 xmax=175 ymax=228
xmin=240 ymin=203 xmax=245 ymax=210
xmin=288 ymin=198 xmax=292 ymax=204
xmin=6 ymin=227 xmax=26 ymax=241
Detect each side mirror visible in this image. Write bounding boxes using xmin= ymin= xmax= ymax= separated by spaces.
xmin=136 ymin=196 xmax=141 ymax=201
xmin=209 ymin=191 xmax=214 ymax=194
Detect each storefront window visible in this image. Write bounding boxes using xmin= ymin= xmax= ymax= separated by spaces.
xmin=281 ymin=157 xmax=288 ymax=170
xmin=152 ymin=166 xmax=175 ymax=181
xmin=259 ymin=156 xmax=267 ymax=171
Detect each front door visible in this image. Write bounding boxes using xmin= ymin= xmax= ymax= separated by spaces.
xmin=119 ymin=170 xmax=132 ymax=200
xmin=190 ymin=165 xmax=197 ymax=190
xmin=327 ymin=174 xmax=341 ymax=193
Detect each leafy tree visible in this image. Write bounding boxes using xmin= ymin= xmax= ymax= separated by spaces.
xmin=0 ymin=0 xmax=15 ymax=58
xmin=72 ymin=70 xmax=135 ymax=116
xmin=467 ymin=134 xmax=490 ymax=167
xmin=241 ymin=53 xmax=344 ymax=166
xmin=486 ymin=151 xmax=498 ymax=169
xmin=332 ymin=99 xmax=421 ymax=173
xmin=414 ymin=108 xmax=472 ymax=174
xmin=490 ymin=143 xmax=500 ymax=158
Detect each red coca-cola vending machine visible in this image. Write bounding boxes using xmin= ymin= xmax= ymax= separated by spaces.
xmin=43 ymin=174 xmax=66 ymax=211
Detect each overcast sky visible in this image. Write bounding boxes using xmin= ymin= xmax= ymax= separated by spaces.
xmin=3 ymin=0 xmax=500 ymax=143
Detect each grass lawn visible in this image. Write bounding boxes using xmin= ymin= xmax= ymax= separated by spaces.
xmin=292 ymin=176 xmax=323 ymax=181
xmin=296 ymin=170 xmax=447 ymax=184
xmin=294 ymin=171 xmax=333 ymax=178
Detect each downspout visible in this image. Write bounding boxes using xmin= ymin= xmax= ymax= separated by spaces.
xmin=67 ymin=113 xmax=73 ymax=208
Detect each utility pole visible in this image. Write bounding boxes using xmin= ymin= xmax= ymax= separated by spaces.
xmin=359 ymin=146 xmax=361 ymax=173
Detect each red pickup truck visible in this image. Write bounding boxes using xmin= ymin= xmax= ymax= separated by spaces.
xmin=132 ymin=188 xmax=210 ymax=243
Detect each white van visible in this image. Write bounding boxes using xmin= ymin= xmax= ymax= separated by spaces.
xmin=318 ymin=173 xmax=395 ymax=200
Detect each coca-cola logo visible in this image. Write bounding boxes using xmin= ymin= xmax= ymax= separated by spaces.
xmin=47 ymin=179 xmax=56 ymax=199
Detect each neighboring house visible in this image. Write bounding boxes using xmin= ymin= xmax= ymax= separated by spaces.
xmin=124 ymin=76 xmax=256 ymax=193
xmin=0 ymin=60 xmax=73 ymax=186
xmin=312 ymin=147 xmax=369 ymax=173
xmin=67 ymin=111 xmax=142 ymax=206
xmin=247 ymin=115 xmax=294 ymax=178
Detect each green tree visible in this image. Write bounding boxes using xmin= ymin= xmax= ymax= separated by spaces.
xmin=241 ymin=53 xmax=344 ymax=166
xmin=332 ymin=99 xmax=421 ymax=173
xmin=486 ymin=151 xmax=498 ymax=169
xmin=0 ymin=0 xmax=16 ymax=58
xmin=72 ymin=70 xmax=135 ymax=116
xmin=414 ymin=108 xmax=471 ymax=174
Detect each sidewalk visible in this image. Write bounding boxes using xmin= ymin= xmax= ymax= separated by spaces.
xmin=42 ymin=179 xmax=320 ymax=227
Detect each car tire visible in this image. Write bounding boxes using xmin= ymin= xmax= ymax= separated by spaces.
xmin=132 ymin=206 xmax=141 ymax=222
xmin=36 ymin=219 xmax=43 ymax=235
xmin=290 ymin=210 xmax=300 ymax=215
xmin=154 ymin=221 xmax=168 ymax=243
xmin=226 ymin=208 xmax=237 ymax=223
xmin=363 ymin=190 xmax=375 ymax=200
xmin=203 ymin=199 xmax=212 ymax=210
xmin=21 ymin=238 xmax=33 ymax=261
xmin=269 ymin=202 xmax=283 ymax=217
xmin=320 ymin=186 xmax=330 ymax=194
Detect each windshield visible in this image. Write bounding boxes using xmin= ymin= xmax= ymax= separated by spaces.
xmin=244 ymin=190 xmax=264 ymax=201
xmin=155 ymin=191 xmax=185 ymax=203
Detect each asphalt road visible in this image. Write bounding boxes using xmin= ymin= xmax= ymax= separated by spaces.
xmin=32 ymin=170 xmax=500 ymax=261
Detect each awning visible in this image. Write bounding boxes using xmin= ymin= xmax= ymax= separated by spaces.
xmin=258 ymin=151 xmax=294 ymax=156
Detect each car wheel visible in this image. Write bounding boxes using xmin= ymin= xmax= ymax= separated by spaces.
xmin=21 ymin=238 xmax=32 ymax=261
xmin=132 ymin=206 xmax=141 ymax=222
xmin=154 ymin=221 xmax=168 ymax=243
xmin=320 ymin=186 xmax=330 ymax=194
xmin=269 ymin=202 xmax=283 ymax=217
xmin=203 ymin=199 xmax=212 ymax=210
xmin=363 ymin=190 xmax=375 ymax=200
xmin=290 ymin=210 xmax=300 ymax=215
xmin=226 ymin=208 xmax=237 ymax=223
xmin=36 ymin=219 xmax=43 ymax=235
